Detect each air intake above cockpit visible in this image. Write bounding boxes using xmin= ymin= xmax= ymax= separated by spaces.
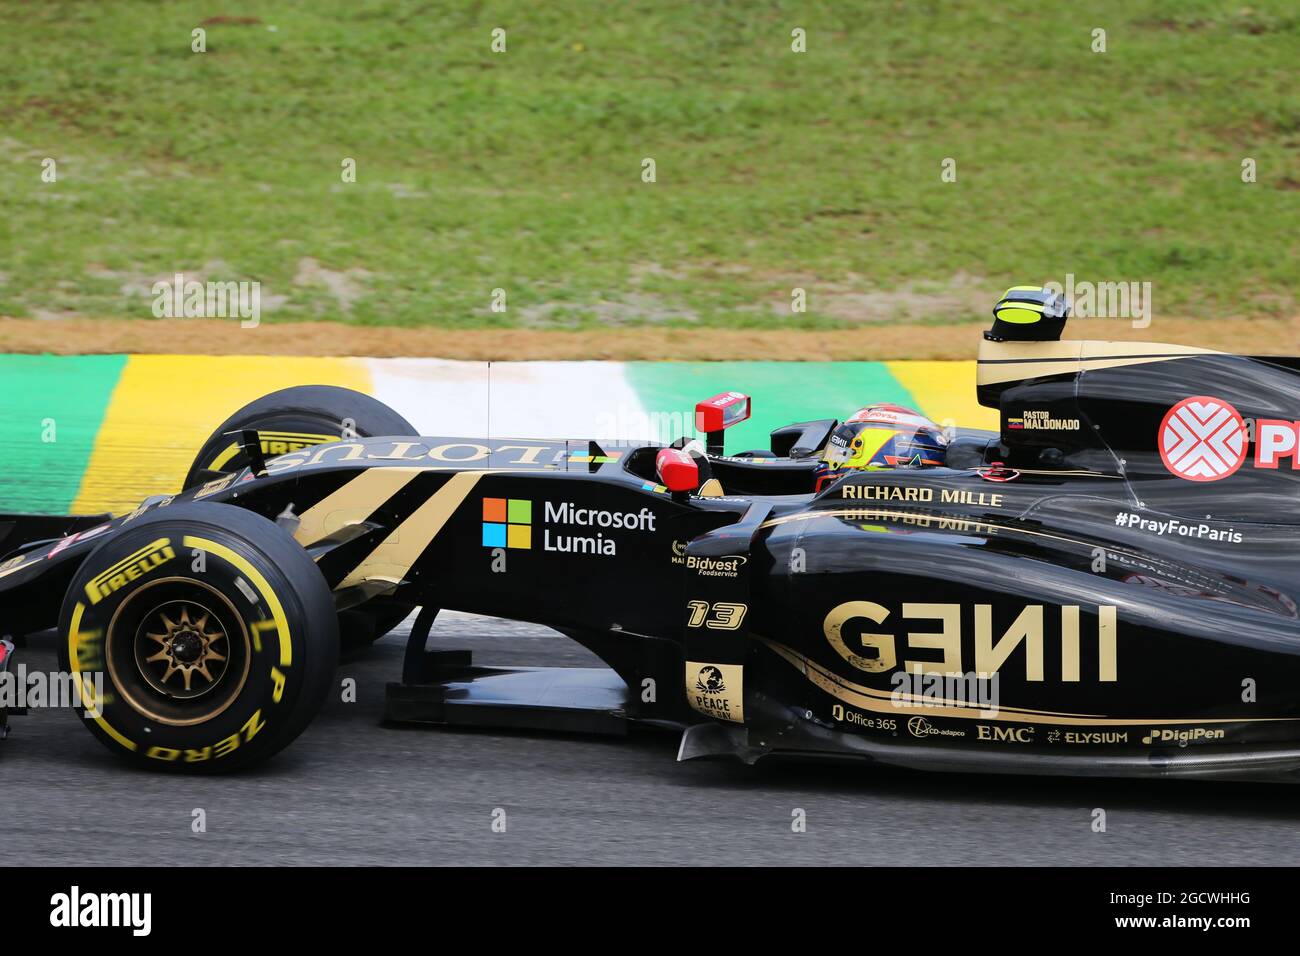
xmin=984 ymin=285 xmax=1069 ymax=342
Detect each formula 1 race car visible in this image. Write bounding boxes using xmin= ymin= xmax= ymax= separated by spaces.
xmin=2 ymin=287 xmax=1298 ymax=778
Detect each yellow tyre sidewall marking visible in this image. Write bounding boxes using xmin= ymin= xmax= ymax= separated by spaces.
xmin=68 ymin=601 xmax=136 ymax=752
xmin=208 ymin=431 xmax=341 ymax=472
xmin=183 ymin=534 xmax=292 ymax=667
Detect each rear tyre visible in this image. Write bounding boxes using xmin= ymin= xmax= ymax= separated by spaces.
xmin=183 ymin=384 xmax=418 ymax=489
xmin=57 ymin=502 xmax=339 ymax=772
xmin=184 ymin=385 xmax=419 ymax=647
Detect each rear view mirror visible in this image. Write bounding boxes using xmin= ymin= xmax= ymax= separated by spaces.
xmin=655 ymin=448 xmax=700 ymax=494
xmin=694 ymin=391 xmax=752 ymax=456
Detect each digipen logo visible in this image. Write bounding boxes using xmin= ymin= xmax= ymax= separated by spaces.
xmin=1159 ymin=396 xmax=1248 ymax=481
xmin=50 ymin=886 xmax=152 ymax=936
xmin=1141 ymin=727 xmax=1226 ymax=746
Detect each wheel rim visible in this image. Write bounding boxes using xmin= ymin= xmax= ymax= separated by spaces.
xmin=137 ymin=600 xmax=230 ymax=698
xmin=105 ymin=577 xmax=252 ymax=726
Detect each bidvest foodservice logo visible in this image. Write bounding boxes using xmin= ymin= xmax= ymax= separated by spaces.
xmin=685 ymin=554 xmax=746 ymax=577
xmin=671 ymin=540 xmax=747 ymax=578
xmin=481 ymin=497 xmax=656 ymax=556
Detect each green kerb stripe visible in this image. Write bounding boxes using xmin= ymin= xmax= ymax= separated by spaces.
xmin=0 ymin=355 xmax=127 ymax=514
xmin=624 ymin=361 xmax=918 ymax=450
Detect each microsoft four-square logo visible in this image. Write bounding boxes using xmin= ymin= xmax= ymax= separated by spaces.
xmin=482 ymin=497 xmax=531 ymax=549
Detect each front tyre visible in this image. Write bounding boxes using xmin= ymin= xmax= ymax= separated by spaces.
xmin=58 ymin=502 xmax=339 ymax=772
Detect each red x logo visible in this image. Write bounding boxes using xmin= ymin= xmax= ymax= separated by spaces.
xmin=1159 ymin=396 xmax=1248 ymax=481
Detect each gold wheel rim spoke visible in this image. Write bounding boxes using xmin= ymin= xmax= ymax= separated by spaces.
xmin=139 ymin=600 xmax=230 ymax=697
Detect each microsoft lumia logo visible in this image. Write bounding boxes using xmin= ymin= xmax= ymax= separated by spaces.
xmin=482 ymin=498 xmax=531 ymax=549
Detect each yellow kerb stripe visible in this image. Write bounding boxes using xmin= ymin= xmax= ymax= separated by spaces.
xmin=886 ymin=361 xmax=998 ymax=432
xmin=73 ymin=355 xmax=371 ymax=515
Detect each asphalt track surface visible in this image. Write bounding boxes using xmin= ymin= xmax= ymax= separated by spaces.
xmin=3 ymin=612 xmax=1299 ymax=866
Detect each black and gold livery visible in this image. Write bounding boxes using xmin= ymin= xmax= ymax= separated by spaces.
xmin=2 ymin=294 xmax=1300 ymax=778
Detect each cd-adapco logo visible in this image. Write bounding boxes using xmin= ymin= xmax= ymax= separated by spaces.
xmin=907 ymin=716 xmax=964 ymax=738
xmin=1159 ymin=397 xmax=1248 ymax=481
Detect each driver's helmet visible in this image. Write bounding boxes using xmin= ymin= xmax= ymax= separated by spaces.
xmin=817 ymin=404 xmax=948 ymax=485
